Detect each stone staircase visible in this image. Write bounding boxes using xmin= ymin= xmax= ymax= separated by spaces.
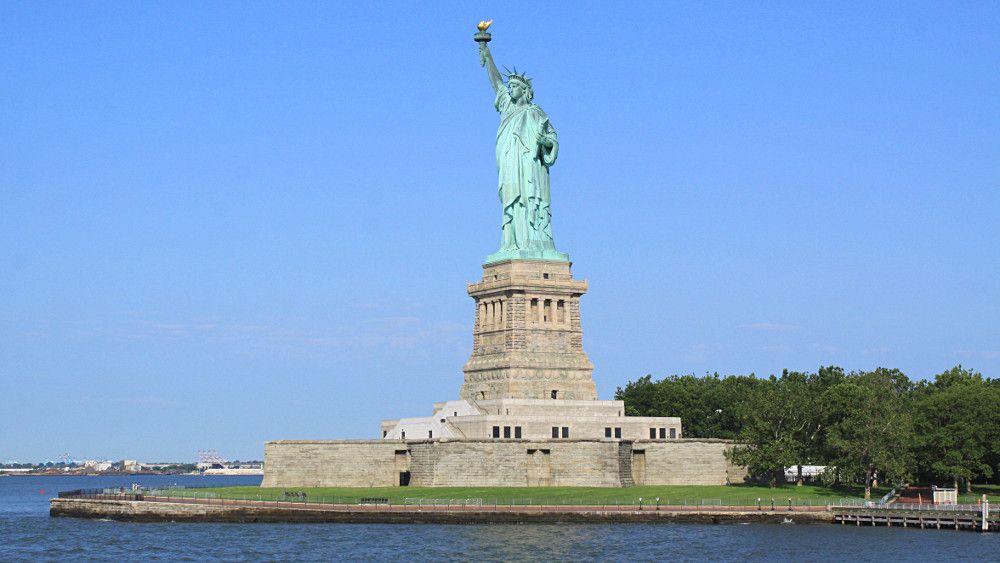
xmin=618 ymin=441 xmax=635 ymax=487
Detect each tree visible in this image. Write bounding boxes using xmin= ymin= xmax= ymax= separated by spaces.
xmin=784 ymin=367 xmax=844 ymax=485
xmin=616 ymin=365 xmax=997 ymax=493
xmin=616 ymin=373 xmax=759 ymax=439
xmin=727 ymin=375 xmax=802 ymax=486
xmin=800 ymin=366 xmax=847 ymax=484
xmin=726 ymin=369 xmax=840 ymax=486
xmin=616 ymin=375 xmax=657 ymax=417
xmin=911 ymin=366 xmax=1000 ymax=490
xmin=824 ymin=368 xmax=914 ymax=499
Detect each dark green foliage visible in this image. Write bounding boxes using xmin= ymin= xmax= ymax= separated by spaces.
xmin=161 ymin=463 xmax=199 ymax=472
xmin=823 ymin=368 xmax=914 ymax=499
xmin=616 ymin=373 xmax=759 ymax=439
xmin=617 ymin=365 xmax=999 ymax=493
xmin=728 ymin=369 xmax=843 ymax=487
xmin=911 ymin=366 xmax=1000 ymax=492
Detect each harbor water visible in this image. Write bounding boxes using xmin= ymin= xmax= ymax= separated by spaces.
xmin=2 ymin=475 xmax=997 ymax=561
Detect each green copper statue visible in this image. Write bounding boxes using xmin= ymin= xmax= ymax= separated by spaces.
xmin=476 ymin=22 xmax=569 ymax=264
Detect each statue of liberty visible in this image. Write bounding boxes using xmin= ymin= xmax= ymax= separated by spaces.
xmin=476 ymin=23 xmax=569 ymax=264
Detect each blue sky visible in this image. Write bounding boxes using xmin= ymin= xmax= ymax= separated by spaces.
xmin=2 ymin=2 xmax=998 ymax=462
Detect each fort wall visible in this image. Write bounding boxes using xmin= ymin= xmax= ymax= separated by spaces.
xmin=262 ymin=439 xmax=745 ymax=488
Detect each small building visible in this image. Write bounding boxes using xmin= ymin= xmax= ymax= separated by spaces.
xmin=933 ymin=486 xmax=958 ymax=504
xmin=121 ymin=460 xmax=144 ymax=472
xmin=82 ymin=460 xmax=113 ymax=472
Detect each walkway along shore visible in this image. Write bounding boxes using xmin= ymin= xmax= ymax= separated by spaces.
xmin=50 ymin=494 xmax=1000 ymax=531
xmin=50 ymin=495 xmax=830 ymax=524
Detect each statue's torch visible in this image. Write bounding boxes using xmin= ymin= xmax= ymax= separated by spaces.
xmin=474 ymin=19 xmax=493 ymax=43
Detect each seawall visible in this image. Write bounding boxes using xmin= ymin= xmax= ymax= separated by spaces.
xmin=50 ymin=498 xmax=830 ymax=524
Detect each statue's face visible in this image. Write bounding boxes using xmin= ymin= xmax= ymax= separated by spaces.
xmin=510 ymin=81 xmax=524 ymax=101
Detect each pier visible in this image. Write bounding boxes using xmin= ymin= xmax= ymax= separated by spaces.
xmin=832 ymin=502 xmax=998 ymax=532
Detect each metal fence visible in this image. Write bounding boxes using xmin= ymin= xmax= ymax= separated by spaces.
xmin=404 ymin=498 xmax=483 ymax=506
xmin=57 ymin=485 xmax=989 ymax=512
xmin=57 ymin=488 xmax=838 ymax=509
xmin=57 ymin=488 xmax=145 ymax=501
xmin=877 ymin=502 xmax=998 ymax=513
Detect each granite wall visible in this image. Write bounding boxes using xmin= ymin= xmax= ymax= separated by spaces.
xmin=262 ymin=439 xmax=745 ymax=488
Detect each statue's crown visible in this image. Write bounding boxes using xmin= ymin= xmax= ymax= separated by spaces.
xmin=503 ymin=66 xmax=531 ymax=86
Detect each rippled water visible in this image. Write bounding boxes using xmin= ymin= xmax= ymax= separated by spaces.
xmin=2 ymin=475 xmax=996 ymax=561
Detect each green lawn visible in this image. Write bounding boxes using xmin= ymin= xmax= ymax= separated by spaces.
xmin=148 ymin=483 xmax=884 ymax=507
xmin=959 ymin=484 xmax=1000 ymax=504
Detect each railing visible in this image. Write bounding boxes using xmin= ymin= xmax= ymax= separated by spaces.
xmin=876 ymin=503 xmax=998 ymax=513
xmin=879 ymin=487 xmax=898 ymax=505
xmin=56 ymin=489 xmax=836 ymax=510
xmin=57 ymin=488 xmax=145 ymax=500
xmin=831 ymin=498 xmax=887 ymax=508
xmin=404 ymin=498 xmax=483 ymax=506
xmin=830 ymin=500 xmax=997 ymax=513
xmin=63 ymin=485 xmax=973 ymax=511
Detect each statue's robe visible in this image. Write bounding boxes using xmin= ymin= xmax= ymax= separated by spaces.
xmin=495 ymin=87 xmax=559 ymax=253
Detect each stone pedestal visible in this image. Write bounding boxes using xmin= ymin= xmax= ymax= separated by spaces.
xmin=460 ymin=259 xmax=596 ymax=401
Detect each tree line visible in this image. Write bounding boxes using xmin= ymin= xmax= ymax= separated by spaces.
xmin=616 ymin=366 xmax=1000 ymax=499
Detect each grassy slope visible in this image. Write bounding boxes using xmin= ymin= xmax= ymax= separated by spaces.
xmin=151 ymin=484 xmax=884 ymax=506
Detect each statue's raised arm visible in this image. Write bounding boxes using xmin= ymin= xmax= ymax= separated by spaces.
xmin=476 ymin=25 xmax=504 ymax=93
xmin=479 ymin=43 xmax=504 ymax=93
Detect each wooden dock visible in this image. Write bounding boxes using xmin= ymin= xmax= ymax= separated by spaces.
xmin=832 ymin=504 xmax=998 ymax=532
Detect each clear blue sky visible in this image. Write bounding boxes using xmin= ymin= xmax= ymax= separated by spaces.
xmin=2 ymin=2 xmax=998 ymax=462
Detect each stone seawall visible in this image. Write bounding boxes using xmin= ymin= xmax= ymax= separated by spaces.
xmin=50 ymin=498 xmax=829 ymax=524
xmin=262 ymin=439 xmax=746 ymax=488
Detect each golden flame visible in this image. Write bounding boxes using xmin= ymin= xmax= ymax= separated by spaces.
xmin=477 ymin=20 xmax=493 ymax=32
